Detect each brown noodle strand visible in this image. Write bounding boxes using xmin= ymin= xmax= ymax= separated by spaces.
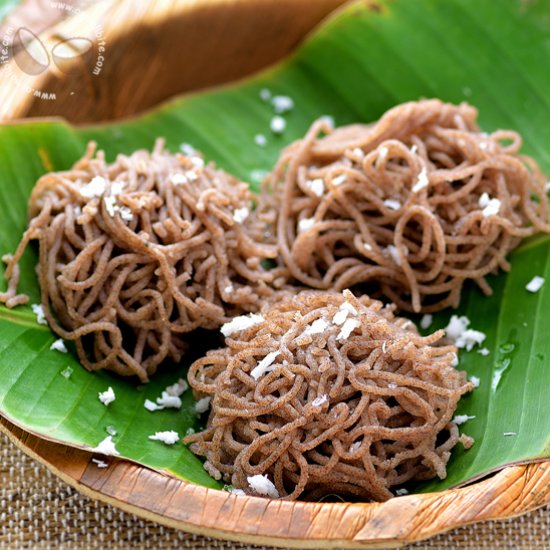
xmin=256 ymin=99 xmax=550 ymax=312
xmin=0 ymin=140 xmax=277 ymax=382
xmin=184 ymin=290 xmax=473 ymax=501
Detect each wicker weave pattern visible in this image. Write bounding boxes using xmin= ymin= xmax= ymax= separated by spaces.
xmin=1 ymin=433 xmax=549 ymax=549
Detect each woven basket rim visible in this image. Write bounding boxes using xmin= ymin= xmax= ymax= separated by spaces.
xmin=2 ymin=415 xmax=549 ymax=549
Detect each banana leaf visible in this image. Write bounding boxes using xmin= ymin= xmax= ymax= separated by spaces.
xmin=0 ymin=0 xmax=20 ymax=21
xmin=1 ymin=0 xmax=549 ymax=493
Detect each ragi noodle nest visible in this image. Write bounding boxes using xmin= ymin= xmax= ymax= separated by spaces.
xmin=0 ymin=140 xmax=277 ymax=382
xmin=185 ymin=290 xmax=473 ymax=501
xmin=257 ymin=99 xmax=550 ymax=312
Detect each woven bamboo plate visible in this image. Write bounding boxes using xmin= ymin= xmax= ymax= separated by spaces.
xmin=1 ymin=416 xmax=549 ymax=549
xmin=1 ymin=0 xmax=550 ymax=548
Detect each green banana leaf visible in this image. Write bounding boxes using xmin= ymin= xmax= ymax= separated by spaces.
xmin=1 ymin=0 xmax=550 ymax=494
xmin=0 ymin=0 xmax=20 ymax=22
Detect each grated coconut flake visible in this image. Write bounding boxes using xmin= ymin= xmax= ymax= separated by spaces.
xmin=247 ymin=474 xmax=279 ymax=498
xmin=156 ymin=392 xmax=182 ymax=409
xmin=31 ymin=304 xmax=47 ymax=325
xmin=221 ymin=313 xmax=265 ymax=337
xmin=271 ymin=95 xmax=294 ymax=114
xmin=303 ymin=318 xmax=329 ymax=337
xmin=384 ymin=199 xmax=401 ymax=211
xmin=195 ymin=397 xmax=211 ymax=414
xmin=526 ymin=276 xmax=544 ymax=293
xmin=98 ymin=387 xmax=115 ymax=406
xmin=445 ymin=315 xmax=486 ymax=351
xmin=80 ymin=176 xmax=107 ymax=198
xmin=470 ymin=375 xmax=481 ymax=388
xmin=91 ymin=435 xmax=120 ymax=457
xmin=332 ymin=174 xmax=347 ymax=186
xmin=270 ymin=116 xmax=286 ymax=134
xmin=306 ymin=178 xmax=324 ymax=197
xmin=453 ymin=414 xmax=476 ymax=425
xmin=298 ymin=217 xmax=315 ymax=233
xmin=233 ymin=207 xmax=249 ymax=223
xmin=412 ymin=167 xmax=429 ymax=192
xmin=144 ymin=399 xmax=163 ymax=412
xmin=171 ymin=173 xmax=187 ymax=185
xmin=337 ymin=318 xmax=360 ymax=341
xmin=165 ymin=378 xmax=188 ymax=397
xmin=148 ymin=431 xmax=179 ymax=445
xmin=251 ymin=351 xmax=280 ymax=380
xmin=50 ymin=339 xmax=67 ymax=353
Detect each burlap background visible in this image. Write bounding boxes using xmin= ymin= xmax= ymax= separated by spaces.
xmin=0 ymin=433 xmax=548 ymax=549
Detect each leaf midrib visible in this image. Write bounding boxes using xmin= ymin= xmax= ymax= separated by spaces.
xmin=0 ymin=306 xmax=49 ymax=331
